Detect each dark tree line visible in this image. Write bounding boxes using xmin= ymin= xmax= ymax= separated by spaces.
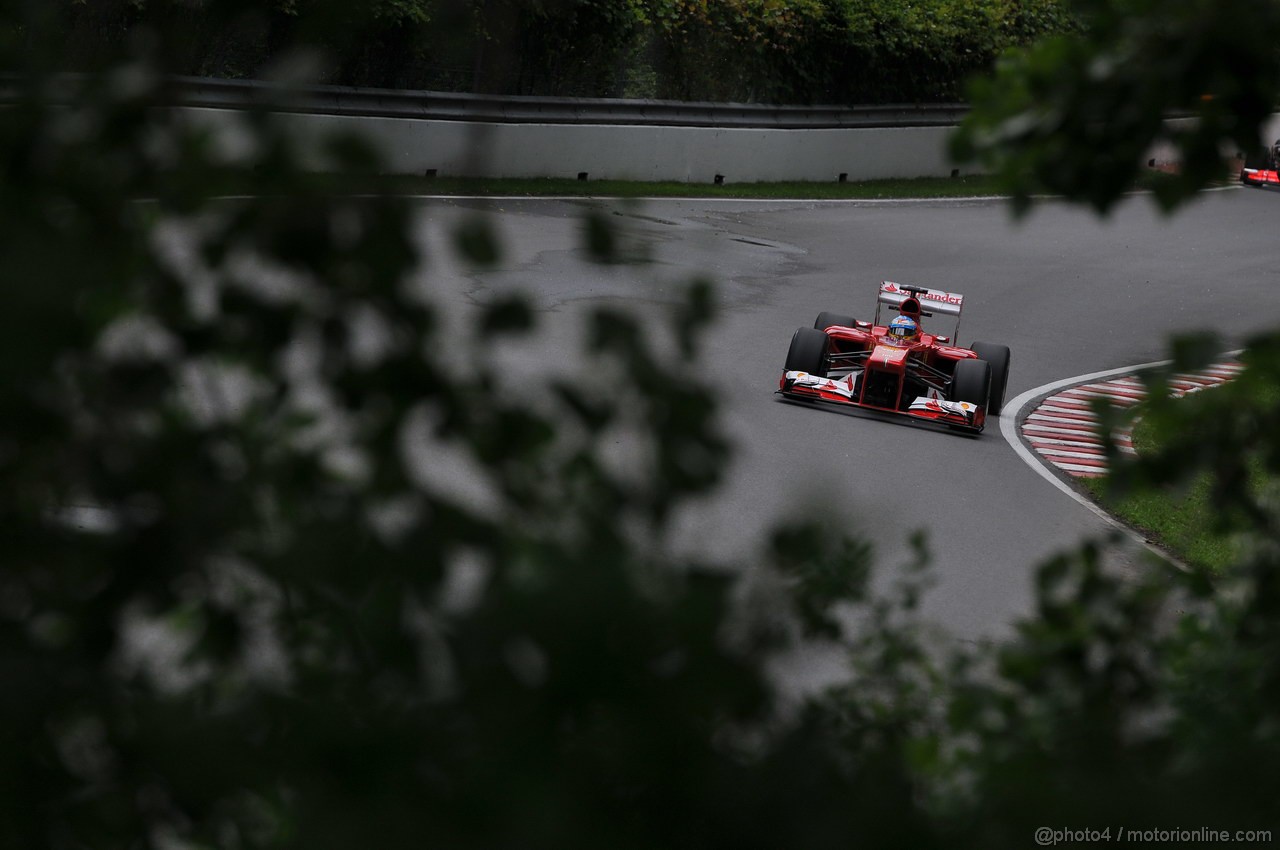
xmin=46 ymin=0 xmax=1076 ymax=103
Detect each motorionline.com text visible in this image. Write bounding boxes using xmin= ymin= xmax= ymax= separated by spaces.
xmin=1035 ymin=827 xmax=1273 ymax=846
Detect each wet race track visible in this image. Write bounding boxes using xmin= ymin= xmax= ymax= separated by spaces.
xmin=417 ymin=186 xmax=1280 ymax=641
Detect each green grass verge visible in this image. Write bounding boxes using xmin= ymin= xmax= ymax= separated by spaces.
xmin=205 ymin=164 xmax=1211 ymax=201
xmin=1078 ymin=383 xmax=1271 ymax=574
xmin=285 ymin=173 xmax=1011 ymax=200
xmin=303 ymin=167 xmax=1227 ymax=200
xmin=1078 ymin=444 xmax=1240 ymax=573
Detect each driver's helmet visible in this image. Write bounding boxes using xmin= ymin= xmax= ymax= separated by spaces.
xmin=887 ymin=315 xmax=920 ymax=345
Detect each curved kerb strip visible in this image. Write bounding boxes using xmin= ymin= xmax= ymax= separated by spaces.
xmin=1000 ymin=352 xmax=1244 ymax=568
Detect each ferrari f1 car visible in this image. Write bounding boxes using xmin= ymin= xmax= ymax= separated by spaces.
xmin=1241 ymin=144 xmax=1280 ymax=187
xmin=777 ymin=281 xmax=1012 ymax=434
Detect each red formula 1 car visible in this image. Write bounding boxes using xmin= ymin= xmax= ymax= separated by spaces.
xmin=1241 ymin=146 xmax=1280 ymax=187
xmin=777 ymin=281 xmax=1011 ymax=434
xmin=1241 ymin=166 xmax=1280 ymax=187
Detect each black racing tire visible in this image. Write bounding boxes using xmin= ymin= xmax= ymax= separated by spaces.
xmin=813 ymin=311 xmax=857 ymax=331
xmin=784 ymin=326 xmax=829 ymax=376
xmin=970 ymin=342 xmax=1011 ymax=416
xmin=951 ymin=357 xmax=992 ymax=408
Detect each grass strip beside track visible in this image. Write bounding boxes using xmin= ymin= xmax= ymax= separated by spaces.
xmin=203 ymin=169 xmax=1195 ymax=201
xmin=1078 ymin=383 xmax=1273 ymax=574
xmin=276 ymin=173 xmax=1009 ymax=199
xmin=1078 ymin=440 xmax=1237 ymax=574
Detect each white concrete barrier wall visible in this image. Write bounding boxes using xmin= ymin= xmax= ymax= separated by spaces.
xmin=182 ymin=107 xmax=972 ymax=183
xmin=185 ymin=103 xmax=1274 ymax=183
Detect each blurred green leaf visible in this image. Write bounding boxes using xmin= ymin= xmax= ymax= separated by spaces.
xmin=583 ymin=211 xmax=616 ymax=263
xmin=479 ymin=295 xmax=535 ymax=335
xmin=454 ymin=216 xmax=501 ymax=266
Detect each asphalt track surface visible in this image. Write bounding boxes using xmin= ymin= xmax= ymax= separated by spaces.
xmin=418 ymin=186 xmax=1280 ymax=640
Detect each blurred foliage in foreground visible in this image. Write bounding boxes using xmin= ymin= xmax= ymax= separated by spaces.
xmin=953 ymin=0 xmax=1280 ymax=213
xmin=3 ymin=4 xmax=1280 ymax=848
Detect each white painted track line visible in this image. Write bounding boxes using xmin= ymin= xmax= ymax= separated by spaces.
xmin=999 ymin=358 xmax=1173 ymax=530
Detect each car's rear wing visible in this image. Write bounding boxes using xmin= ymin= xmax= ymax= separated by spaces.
xmin=874 ymin=280 xmax=965 ymax=341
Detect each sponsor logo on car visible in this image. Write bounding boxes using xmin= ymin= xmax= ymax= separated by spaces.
xmin=879 ymin=280 xmax=964 ymax=307
xmin=920 ymin=290 xmax=964 ymax=306
xmin=908 ymin=397 xmax=976 ymax=418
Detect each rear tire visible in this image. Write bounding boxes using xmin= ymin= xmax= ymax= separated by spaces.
xmin=784 ymin=327 xmax=829 ymax=376
xmin=971 ymin=342 xmax=1011 ymax=415
xmin=951 ymin=358 xmax=991 ymax=407
xmin=813 ymin=311 xmax=857 ymax=331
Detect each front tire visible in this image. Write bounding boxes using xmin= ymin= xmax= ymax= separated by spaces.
xmin=784 ymin=327 xmax=830 ymax=376
xmin=971 ymin=342 xmax=1011 ymax=415
xmin=951 ymin=357 xmax=991 ymax=407
xmin=813 ymin=311 xmax=857 ymax=331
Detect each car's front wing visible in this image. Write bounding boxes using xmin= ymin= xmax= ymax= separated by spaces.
xmin=778 ymin=370 xmax=985 ymax=432
xmin=1242 ymin=167 xmax=1280 ymax=187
